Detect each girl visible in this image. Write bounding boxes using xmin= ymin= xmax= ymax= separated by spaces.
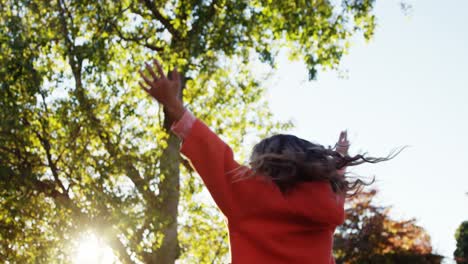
xmin=139 ymin=59 xmax=397 ymax=264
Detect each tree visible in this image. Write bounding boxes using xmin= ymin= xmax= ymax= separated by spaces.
xmin=454 ymin=221 xmax=468 ymax=264
xmin=1 ymin=0 xmax=379 ymax=263
xmin=334 ymin=190 xmax=443 ymax=264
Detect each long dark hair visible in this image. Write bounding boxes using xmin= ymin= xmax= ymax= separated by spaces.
xmin=232 ymin=134 xmax=405 ymax=197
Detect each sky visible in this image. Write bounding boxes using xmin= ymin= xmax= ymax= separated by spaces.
xmin=264 ymin=0 xmax=468 ymax=261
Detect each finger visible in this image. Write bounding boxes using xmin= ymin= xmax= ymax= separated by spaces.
xmin=139 ymin=70 xmax=152 ymax=86
xmin=341 ymin=130 xmax=348 ymax=143
xmin=169 ymin=68 xmax=175 ymax=80
xmin=174 ymin=67 xmax=181 ymax=82
xmin=139 ymin=81 xmax=151 ymax=93
xmin=145 ymin=62 xmax=159 ymax=80
xmin=339 ymin=131 xmax=345 ymax=142
xmin=153 ymin=59 xmax=166 ymax=79
xmin=171 ymin=67 xmax=181 ymax=83
xmin=174 ymin=66 xmax=180 ymax=79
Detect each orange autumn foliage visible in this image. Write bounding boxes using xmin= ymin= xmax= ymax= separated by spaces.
xmin=334 ymin=189 xmax=437 ymax=263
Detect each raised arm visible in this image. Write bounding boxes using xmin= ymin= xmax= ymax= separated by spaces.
xmin=171 ymin=109 xmax=245 ymax=217
xmin=139 ymin=59 xmax=245 ymax=218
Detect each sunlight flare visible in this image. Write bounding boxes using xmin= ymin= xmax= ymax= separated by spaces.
xmin=73 ymin=233 xmax=117 ymax=264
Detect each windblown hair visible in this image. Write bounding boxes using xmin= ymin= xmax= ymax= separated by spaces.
xmin=232 ymin=134 xmax=405 ymax=197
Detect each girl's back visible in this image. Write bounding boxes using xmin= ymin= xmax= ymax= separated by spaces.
xmin=173 ymin=114 xmax=344 ymax=263
xmin=229 ymin=178 xmax=344 ymax=264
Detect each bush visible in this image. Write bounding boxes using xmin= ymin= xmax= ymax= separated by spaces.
xmin=455 ymin=221 xmax=468 ymax=264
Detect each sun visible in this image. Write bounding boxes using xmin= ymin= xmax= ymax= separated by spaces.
xmin=73 ymin=233 xmax=117 ymax=264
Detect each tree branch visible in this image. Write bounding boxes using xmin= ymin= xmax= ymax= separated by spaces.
xmin=111 ymin=22 xmax=164 ymax=51
xmin=35 ymin=129 xmax=67 ymax=195
xmin=187 ymin=0 xmax=219 ymax=41
xmin=140 ymin=0 xmax=181 ymax=39
xmin=211 ymin=232 xmax=228 ymax=264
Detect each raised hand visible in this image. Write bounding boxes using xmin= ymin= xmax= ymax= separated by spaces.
xmin=335 ymin=130 xmax=350 ymax=156
xmin=139 ymin=59 xmax=185 ymax=121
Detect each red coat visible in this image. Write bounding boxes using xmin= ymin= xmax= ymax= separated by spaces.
xmin=174 ymin=115 xmax=345 ymax=264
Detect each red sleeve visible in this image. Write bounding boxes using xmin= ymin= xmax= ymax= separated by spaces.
xmin=177 ymin=118 xmax=246 ymax=218
xmin=171 ymin=108 xmax=196 ymax=139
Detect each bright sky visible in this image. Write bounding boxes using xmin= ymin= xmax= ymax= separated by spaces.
xmin=265 ymin=0 xmax=468 ymax=262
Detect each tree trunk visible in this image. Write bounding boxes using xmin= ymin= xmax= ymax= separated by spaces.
xmin=146 ymin=70 xmax=185 ymax=263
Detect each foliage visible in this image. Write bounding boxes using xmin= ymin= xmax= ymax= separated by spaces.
xmin=454 ymin=221 xmax=468 ymax=264
xmin=334 ymin=190 xmax=441 ymax=264
xmin=0 ymin=0 xmax=378 ymax=263
xmin=354 ymin=253 xmax=443 ymax=264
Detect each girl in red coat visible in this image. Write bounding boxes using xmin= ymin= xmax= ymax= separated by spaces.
xmin=139 ymin=59 xmax=396 ymax=264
